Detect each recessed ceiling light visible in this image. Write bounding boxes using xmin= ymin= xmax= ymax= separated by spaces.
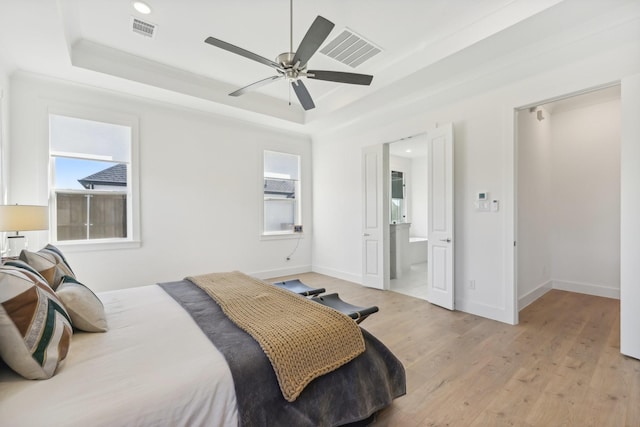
xmin=405 ymin=149 xmax=412 ymax=153
xmin=133 ymin=1 xmax=152 ymax=14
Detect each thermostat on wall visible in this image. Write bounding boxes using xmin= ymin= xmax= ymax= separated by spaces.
xmin=478 ymin=192 xmax=488 ymax=201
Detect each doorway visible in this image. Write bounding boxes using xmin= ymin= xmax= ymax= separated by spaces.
xmin=387 ymin=133 xmax=429 ymax=299
xmin=516 ymin=85 xmax=621 ymax=312
xmin=361 ymin=124 xmax=454 ymax=309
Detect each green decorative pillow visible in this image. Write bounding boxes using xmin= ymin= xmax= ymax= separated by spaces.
xmin=0 ymin=260 xmax=73 ymax=379
xmin=20 ymin=244 xmax=75 ymax=290
xmin=56 ymin=276 xmax=108 ymax=332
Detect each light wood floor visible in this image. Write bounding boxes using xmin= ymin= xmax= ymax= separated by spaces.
xmin=269 ymin=272 xmax=640 ymax=426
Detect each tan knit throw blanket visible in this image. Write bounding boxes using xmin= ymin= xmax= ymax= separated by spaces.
xmin=186 ymin=271 xmax=365 ymax=402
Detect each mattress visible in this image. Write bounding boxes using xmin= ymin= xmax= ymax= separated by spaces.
xmin=0 ymin=285 xmax=238 ymax=427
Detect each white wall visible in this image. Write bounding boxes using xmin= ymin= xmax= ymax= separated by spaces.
xmin=8 ymin=73 xmax=312 ymax=291
xmin=0 ymin=59 xmax=9 ymax=204
xmin=550 ymin=99 xmax=621 ymax=297
xmin=312 ymin=28 xmax=640 ymax=324
xmin=411 ymin=156 xmax=428 ymax=238
xmin=517 ymin=107 xmax=553 ymax=309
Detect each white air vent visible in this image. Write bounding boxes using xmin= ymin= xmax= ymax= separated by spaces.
xmin=319 ymin=28 xmax=381 ymax=68
xmin=131 ymin=16 xmax=157 ymax=38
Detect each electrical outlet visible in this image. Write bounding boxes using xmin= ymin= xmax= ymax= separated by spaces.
xmin=468 ymin=279 xmax=476 ymax=290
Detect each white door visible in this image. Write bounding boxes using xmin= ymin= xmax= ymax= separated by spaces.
xmin=362 ymin=144 xmax=389 ymax=289
xmin=621 ymin=74 xmax=640 ymax=359
xmin=427 ymin=123 xmax=455 ymax=309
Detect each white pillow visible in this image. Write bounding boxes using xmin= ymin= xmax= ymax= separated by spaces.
xmin=56 ymin=276 xmax=108 ymax=333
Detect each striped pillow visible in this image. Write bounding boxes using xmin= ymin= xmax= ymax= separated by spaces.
xmin=19 ymin=244 xmax=75 ymax=290
xmin=0 ymin=260 xmax=73 ymax=379
xmin=56 ymin=275 xmax=108 ymax=332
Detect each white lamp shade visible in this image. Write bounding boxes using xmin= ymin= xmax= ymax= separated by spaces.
xmin=0 ymin=205 xmax=49 ymax=232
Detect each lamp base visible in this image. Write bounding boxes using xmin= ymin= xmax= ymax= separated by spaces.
xmin=5 ymin=235 xmax=27 ymax=258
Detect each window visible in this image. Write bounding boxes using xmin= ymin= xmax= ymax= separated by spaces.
xmin=49 ymin=112 xmax=138 ymax=246
xmin=391 ymin=170 xmax=406 ymax=223
xmin=263 ymin=150 xmax=301 ymax=235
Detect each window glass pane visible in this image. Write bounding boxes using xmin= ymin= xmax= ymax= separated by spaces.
xmin=50 ymin=114 xmax=130 ymax=162
xmin=56 ymin=193 xmax=88 ymax=241
xmin=54 ymin=157 xmax=127 ymax=190
xmin=391 ymin=199 xmax=405 ymax=224
xmin=89 ymin=194 xmax=127 ymax=239
xmin=264 ymin=151 xmax=299 ymax=180
xmin=391 ymin=171 xmax=404 ymax=199
xmin=264 ymin=199 xmax=296 ymax=233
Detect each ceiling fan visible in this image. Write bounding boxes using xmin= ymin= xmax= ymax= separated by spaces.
xmin=204 ymin=0 xmax=373 ymax=111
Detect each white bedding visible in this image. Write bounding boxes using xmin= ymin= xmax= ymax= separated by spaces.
xmin=0 ymin=285 xmax=238 ymax=427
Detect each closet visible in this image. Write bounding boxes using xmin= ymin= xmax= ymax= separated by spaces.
xmin=517 ymin=86 xmax=621 ymax=309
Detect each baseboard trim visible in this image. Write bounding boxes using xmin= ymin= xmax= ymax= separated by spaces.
xmin=249 ymin=265 xmax=312 ymax=280
xmin=311 ymin=265 xmax=362 ymax=285
xmin=519 ymin=281 xmax=553 ymax=311
xmin=552 ymin=279 xmax=620 ymax=299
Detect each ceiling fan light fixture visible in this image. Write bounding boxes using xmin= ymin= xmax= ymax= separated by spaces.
xmin=132 ymin=1 xmax=152 ymax=15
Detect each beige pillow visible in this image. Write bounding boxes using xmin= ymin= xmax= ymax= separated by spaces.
xmin=0 ymin=260 xmax=73 ymax=379
xmin=56 ymin=276 xmax=108 ymax=332
xmin=20 ymin=244 xmax=75 ymax=290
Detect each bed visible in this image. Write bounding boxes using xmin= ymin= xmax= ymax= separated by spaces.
xmin=0 ymin=271 xmax=406 ymax=426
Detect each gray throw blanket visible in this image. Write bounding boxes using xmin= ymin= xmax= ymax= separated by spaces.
xmin=159 ymin=280 xmax=406 ymax=427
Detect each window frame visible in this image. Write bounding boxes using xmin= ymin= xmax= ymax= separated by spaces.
xmin=47 ymin=103 xmax=140 ymax=252
xmin=261 ymin=149 xmax=303 ymax=239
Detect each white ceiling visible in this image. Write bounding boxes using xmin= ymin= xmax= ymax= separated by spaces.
xmin=0 ymin=0 xmax=628 ymax=133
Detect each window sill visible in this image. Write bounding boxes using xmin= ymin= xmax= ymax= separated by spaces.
xmin=52 ymin=239 xmax=141 ymax=253
xmin=260 ymin=232 xmax=305 ymax=241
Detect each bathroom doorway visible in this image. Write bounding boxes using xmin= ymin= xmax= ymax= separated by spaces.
xmin=387 ymin=133 xmax=429 ymax=299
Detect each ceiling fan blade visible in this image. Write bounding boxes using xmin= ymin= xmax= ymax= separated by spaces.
xmin=229 ymin=75 xmax=284 ymax=97
xmin=291 ymin=80 xmax=315 ymax=110
xmin=205 ymin=36 xmax=283 ymax=71
xmin=307 ymin=70 xmax=373 ymax=85
xmin=292 ymin=16 xmax=335 ymax=68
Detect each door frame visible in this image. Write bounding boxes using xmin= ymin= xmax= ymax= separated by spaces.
xmin=381 ymin=124 xmax=455 ymax=307
xmin=512 ymin=82 xmax=623 ymax=325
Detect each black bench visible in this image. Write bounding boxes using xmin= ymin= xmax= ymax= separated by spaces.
xmin=272 ymin=279 xmax=325 ymax=297
xmin=312 ymin=293 xmax=379 ymax=324
xmin=272 ymin=279 xmax=379 ymax=323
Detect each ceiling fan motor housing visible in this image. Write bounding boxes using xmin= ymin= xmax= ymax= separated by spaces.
xmin=277 ymin=52 xmax=306 ymax=81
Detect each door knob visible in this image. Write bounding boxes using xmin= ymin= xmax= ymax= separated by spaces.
xmin=440 ymin=238 xmax=451 ymax=243
xmin=363 ymin=233 xmax=370 ymax=237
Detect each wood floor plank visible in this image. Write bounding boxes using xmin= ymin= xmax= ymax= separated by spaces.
xmin=267 ymin=273 xmax=639 ymax=426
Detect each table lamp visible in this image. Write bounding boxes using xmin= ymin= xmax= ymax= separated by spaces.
xmin=0 ymin=205 xmax=49 ymax=258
